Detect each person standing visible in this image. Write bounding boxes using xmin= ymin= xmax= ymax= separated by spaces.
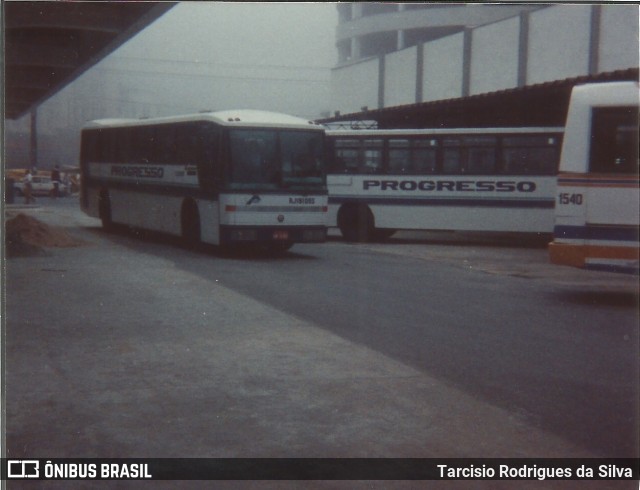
xmin=51 ymin=165 xmax=61 ymax=198
xmin=23 ymin=169 xmax=35 ymax=204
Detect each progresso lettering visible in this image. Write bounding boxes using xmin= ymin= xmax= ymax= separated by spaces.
xmin=363 ymin=179 xmax=536 ymax=193
xmin=111 ymin=165 xmax=164 ymax=179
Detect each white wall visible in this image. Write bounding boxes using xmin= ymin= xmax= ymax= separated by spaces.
xmin=422 ymin=32 xmax=465 ymax=102
xmin=527 ymin=5 xmax=591 ymax=85
xmin=384 ymin=46 xmax=417 ymax=107
xmin=330 ymin=58 xmax=379 ymax=115
xmin=470 ymin=16 xmax=520 ymax=95
xmin=599 ymin=5 xmax=640 ymax=73
xmin=328 ymin=4 xmax=639 ymax=115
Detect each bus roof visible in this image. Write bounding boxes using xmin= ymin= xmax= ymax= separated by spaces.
xmin=560 ymin=81 xmax=639 ymax=174
xmin=325 ymin=127 xmax=564 ymax=137
xmin=569 ymin=81 xmax=639 ymax=108
xmin=83 ymin=109 xmax=324 ymax=130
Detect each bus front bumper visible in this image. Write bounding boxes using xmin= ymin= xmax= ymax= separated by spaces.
xmin=220 ymin=226 xmax=326 ymax=245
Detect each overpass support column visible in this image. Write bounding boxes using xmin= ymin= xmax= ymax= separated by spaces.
xmin=518 ymin=11 xmax=530 ymax=87
xmin=30 ymin=108 xmax=38 ymax=170
xmin=589 ymin=5 xmax=602 ymax=75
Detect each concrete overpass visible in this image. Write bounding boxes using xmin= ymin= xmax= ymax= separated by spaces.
xmin=4 ymin=2 xmax=176 ymax=120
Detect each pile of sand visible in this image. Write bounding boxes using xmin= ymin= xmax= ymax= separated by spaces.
xmin=5 ymin=213 xmax=85 ymax=257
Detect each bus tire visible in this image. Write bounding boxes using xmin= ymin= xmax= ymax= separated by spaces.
xmin=181 ymin=199 xmax=201 ymax=248
xmin=98 ymin=189 xmax=113 ymax=230
xmin=338 ymin=204 xmax=373 ymax=242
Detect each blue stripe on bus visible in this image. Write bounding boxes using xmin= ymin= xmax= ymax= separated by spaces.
xmin=585 ymin=263 xmax=640 ymax=275
xmin=86 ymin=177 xmax=210 ymax=199
xmin=558 ymin=176 xmax=640 ymax=183
xmin=328 ymin=196 xmax=554 ymax=209
xmin=85 ymin=177 xmax=328 ymax=198
xmin=553 ymin=224 xmax=640 ymax=242
xmin=558 ymin=178 xmax=640 ymax=186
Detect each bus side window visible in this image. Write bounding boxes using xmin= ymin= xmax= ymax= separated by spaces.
xmin=196 ymin=123 xmax=218 ymax=192
xmin=81 ymin=130 xmax=98 ymax=163
xmin=114 ymin=128 xmax=129 ymax=164
xmin=502 ymin=136 xmax=560 ymax=175
xmin=94 ymin=129 xmax=110 ymax=163
xmin=389 ymin=138 xmax=438 ymax=175
xmin=590 ymin=107 xmax=639 ymax=174
xmin=443 ymin=138 xmax=463 ymax=174
xmin=326 ymin=140 xmax=339 ymax=173
xmin=361 ymin=139 xmax=383 ymax=174
xmin=334 ymin=139 xmax=360 ymax=173
xmin=131 ymin=127 xmax=154 ymax=163
xmin=412 ymin=139 xmax=438 ymax=174
xmin=388 ymin=139 xmax=410 ymax=174
xmin=153 ymin=125 xmax=176 ymax=164
xmin=175 ymin=123 xmax=198 ymax=166
xmin=466 ymin=148 xmax=495 ymax=174
xmin=464 ymin=137 xmax=496 ymax=174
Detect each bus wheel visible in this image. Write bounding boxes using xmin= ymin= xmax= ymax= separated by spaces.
xmin=338 ymin=204 xmax=373 ymax=242
xmin=181 ymin=200 xmax=201 ymax=248
xmin=98 ymin=189 xmax=113 ymax=230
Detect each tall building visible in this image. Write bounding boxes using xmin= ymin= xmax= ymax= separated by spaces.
xmin=326 ymin=3 xmax=639 ymax=128
xmin=336 ymin=4 xmax=538 ymax=64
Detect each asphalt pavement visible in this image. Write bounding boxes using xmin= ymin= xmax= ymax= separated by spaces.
xmin=3 ymin=199 xmax=638 ymax=489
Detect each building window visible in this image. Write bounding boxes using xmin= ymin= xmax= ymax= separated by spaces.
xmin=337 ymin=40 xmax=352 ymax=63
xmin=360 ymin=31 xmax=397 ymax=58
xmin=337 ymin=3 xmax=352 ymax=23
xmin=361 ymin=4 xmax=398 ymax=17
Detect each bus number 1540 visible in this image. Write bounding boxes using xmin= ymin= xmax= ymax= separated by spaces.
xmin=558 ymin=193 xmax=584 ymax=205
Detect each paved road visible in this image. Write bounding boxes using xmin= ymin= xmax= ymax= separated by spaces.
xmin=180 ymin=233 xmax=639 ymax=458
xmin=4 ymin=199 xmax=639 ymax=483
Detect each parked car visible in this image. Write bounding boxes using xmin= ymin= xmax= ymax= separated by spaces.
xmin=14 ymin=176 xmax=69 ymax=197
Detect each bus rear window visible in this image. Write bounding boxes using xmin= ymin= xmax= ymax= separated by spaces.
xmin=590 ymin=107 xmax=639 ymax=174
xmin=228 ymin=129 xmax=324 ymax=190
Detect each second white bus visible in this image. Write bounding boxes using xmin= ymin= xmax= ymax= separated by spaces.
xmin=326 ymin=127 xmax=563 ymax=241
xmin=80 ymin=110 xmax=328 ymax=251
xmin=549 ymin=81 xmax=639 ymax=274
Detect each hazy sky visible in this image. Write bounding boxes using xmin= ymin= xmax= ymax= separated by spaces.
xmin=124 ymin=2 xmax=338 ymax=69
xmin=70 ymin=2 xmax=337 ymax=119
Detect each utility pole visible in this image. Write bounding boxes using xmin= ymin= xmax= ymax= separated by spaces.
xmin=29 ymin=108 xmax=38 ymax=170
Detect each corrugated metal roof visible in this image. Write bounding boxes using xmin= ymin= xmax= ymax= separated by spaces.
xmin=319 ymin=68 xmax=639 ymax=129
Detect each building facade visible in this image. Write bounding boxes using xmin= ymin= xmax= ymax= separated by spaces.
xmin=329 ymin=4 xmax=639 ymax=123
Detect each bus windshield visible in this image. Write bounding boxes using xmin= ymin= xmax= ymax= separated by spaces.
xmin=228 ymin=129 xmax=324 ymax=190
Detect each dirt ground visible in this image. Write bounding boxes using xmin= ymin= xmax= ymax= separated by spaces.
xmin=4 ymin=212 xmax=87 ymax=257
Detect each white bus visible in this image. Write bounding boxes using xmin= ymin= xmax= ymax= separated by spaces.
xmin=549 ymin=81 xmax=639 ymax=274
xmin=325 ymin=127 xmax=563 ymax=241
xmin=80 ymin=110 xmax=328 ymax=251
